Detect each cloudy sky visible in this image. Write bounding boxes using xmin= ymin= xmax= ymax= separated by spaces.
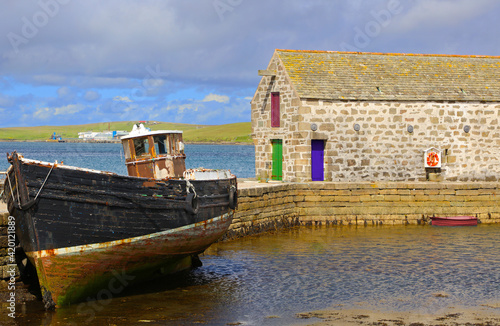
xmin=1 ymin=0 xmax=499 ymax=127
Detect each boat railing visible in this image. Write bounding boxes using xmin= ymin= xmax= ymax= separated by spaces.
xmin=0 ymin=171 xmax=6 ymax=182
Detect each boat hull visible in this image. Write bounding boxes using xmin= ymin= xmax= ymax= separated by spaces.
xmin=430 ymin=216 xmax=477 ymax=226
xmin=28 ymin=212 xmax=233 ymax=307
xmin=3 ymin=152 xmax=237 ymax=307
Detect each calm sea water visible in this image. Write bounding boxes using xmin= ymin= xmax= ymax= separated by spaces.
xmin=0 ymin=142 xmax=255 ymax=179
xmin=4 ymin=224 xmax=500 ymax=325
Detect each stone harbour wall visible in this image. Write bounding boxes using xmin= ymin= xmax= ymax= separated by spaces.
xmin=223 ymin=183 xmax=300 ymax=240
xmin=229 ymin=181 xmax=500 ymax=238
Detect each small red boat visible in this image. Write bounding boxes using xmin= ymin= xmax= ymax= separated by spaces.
xmin=430 ymin=216 xmax=477 ymax=226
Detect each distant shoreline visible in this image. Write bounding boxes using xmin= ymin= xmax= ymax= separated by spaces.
xmin=0 ymin=121 xmax=253 ymax=144
xmin=0 ymin=139 xmax=254 ymax=145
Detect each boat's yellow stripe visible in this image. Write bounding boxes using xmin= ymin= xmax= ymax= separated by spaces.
xmin=28 ymin=213 xmax=230 ymax=259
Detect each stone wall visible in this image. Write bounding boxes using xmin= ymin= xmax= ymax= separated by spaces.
xmin=228 ymin=182 xmax=500 ymax=238
xmin=223 ymin=183 xmax=300 ymax=240
xmin=304 ymin=101 xmax=500 ymax=183
xmin=251 ymin=55 xmax=500 ymax=183
xmin=252 ymin=53 xmax=301 ymax=181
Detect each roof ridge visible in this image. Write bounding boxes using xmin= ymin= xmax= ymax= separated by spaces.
xmin=275 ymin=49 xmax=500 ymax=59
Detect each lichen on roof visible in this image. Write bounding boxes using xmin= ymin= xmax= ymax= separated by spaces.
xmin=276 ymin=49 xmax=500 ymax=102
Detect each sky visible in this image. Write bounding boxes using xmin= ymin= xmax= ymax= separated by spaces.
xmin=1 ymin=0 xmax=500 ymax=127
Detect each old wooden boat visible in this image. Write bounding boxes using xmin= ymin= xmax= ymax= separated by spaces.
xmin=430 ymin=216 xmax=477 ymax=226
xmin=3 ymin=124 xmax=237 ymax=308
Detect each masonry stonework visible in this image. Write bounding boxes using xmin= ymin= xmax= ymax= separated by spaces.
xmin=300 ymin=101 xmax=500 ymax=182
xmin=252 ymin=50 xmax=500 ymax=183
xmin=252 ymin=54 xmax=301 ymax=180
xmin=225 ymin=182 xmax=500 ymax=239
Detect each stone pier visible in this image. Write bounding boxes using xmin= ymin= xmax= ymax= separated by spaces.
xmin=227 ymin=180 xmax=500 ymax=239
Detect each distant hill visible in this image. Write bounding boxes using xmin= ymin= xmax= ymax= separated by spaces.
xmin=0 ymin=121 xmax=253 ymax=143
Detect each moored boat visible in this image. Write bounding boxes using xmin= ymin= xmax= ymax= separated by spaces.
xmin=430 ymin=216 xmax=477 ymax=226
xmin=2 ymin=124 xmax=238 ymax=308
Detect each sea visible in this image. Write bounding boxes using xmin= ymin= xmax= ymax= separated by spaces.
xmin=0 ymin=142 xmax=499 ymax=325
xmin=3 ymin=225 xmax=500 ymax=325
xmin=0 ymin=142 xmax=255 ymax=178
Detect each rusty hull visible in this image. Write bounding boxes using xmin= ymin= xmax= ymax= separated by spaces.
xmin=28 ymin=212 xmax=233 ymax=307
xmin=3 ymin=152 xmax=237 ymax=308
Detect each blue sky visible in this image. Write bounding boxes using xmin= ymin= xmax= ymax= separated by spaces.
xmin=1 ymin=0 xmax=500 ymax=127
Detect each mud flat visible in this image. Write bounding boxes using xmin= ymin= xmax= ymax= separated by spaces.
xmin=296 ymin=302 xmax=500 ymax=326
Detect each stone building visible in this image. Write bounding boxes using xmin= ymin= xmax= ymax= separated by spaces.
xmin=251 ymin=49 xmax=500 ymax=182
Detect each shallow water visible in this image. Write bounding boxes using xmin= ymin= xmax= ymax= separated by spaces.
xmin=5 ymin=224 xmax=500 ymax=325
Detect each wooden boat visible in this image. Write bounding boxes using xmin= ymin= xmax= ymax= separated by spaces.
xmin=430 ymin=216 xmax=477 ymax=226
xmin=3 ymin=124 xmax=238 ymax=308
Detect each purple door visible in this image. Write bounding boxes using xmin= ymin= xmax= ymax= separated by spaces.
xmin=311 ymin=140 xmax=324 ymax=181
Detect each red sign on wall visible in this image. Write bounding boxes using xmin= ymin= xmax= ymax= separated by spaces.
xmin=424 ymin=147 xmax=442 ymax=168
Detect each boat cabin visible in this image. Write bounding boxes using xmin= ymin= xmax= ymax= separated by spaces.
xmin=121 ymin=124 xmax=186 ymax=179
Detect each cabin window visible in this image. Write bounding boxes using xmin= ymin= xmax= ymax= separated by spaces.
xmin=133 ymin=137 xmax=149 ymax=157
xmin=153 ymin=135 xmax=168 ymax=155
xmin=171 ymin=134 xmax=178 ymax=153
xmin=122 ymin=141 xmax=131 ymax=159
xmin=271 ymin=92 xmax=280 ymax=127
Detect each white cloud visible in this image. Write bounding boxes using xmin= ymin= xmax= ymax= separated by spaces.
xmin=33 ymin=107 xmax=51 ymax=120
xmin=113 ymin=96 xmax=133 ymax=102
xmin=1 ymin=0 xmax=500 ymax=127
xmin=33 ymin=104 xmax=85 ymax=120
xmin=0 ymin=94 xmax=14 ymax=107
xmin=55 ymin=104 xmax=84 ymax=115
xmin=178 ymin=103 xmax=200 ymax=113
xmin=194 ymin=108 xmax=222 ymax=124
xmin=57 ymin=86 xmax=72 ymax=98
xmin=84 ymin=90 xmax=101 ymax=101
xmin=202 ymin=93 xmax=230 ymax=103
xmin=390 ymin=0 xmax=498 ymax=33
xmin=57 ymin=86 xmax=77 ymax=101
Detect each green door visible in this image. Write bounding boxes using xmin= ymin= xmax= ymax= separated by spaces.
xmin=271 ymin=139 xmax=282 ymax=181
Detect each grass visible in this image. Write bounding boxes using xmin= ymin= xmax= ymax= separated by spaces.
xmin=183 ymin=122 xmax=252 ymax=143
xmin=0 ymin=121 xmax=253 ymax=143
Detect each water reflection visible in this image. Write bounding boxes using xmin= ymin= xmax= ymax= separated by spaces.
xmin=7 ymin=224 xmax=500 ymax=325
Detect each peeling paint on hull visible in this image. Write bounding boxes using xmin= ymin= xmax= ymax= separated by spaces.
xmin=27 ymin=212 xmax=233 ymax=308
xmin=3 ymin=152 xmax=238 ymax=308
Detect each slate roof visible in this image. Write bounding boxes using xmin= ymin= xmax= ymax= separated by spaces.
xmin=276 ymin=49 xmax=500 ymax=102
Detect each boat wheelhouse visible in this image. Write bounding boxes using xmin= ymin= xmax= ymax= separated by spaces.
xmin=121 ymin=124 xmax=186 ymax=179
